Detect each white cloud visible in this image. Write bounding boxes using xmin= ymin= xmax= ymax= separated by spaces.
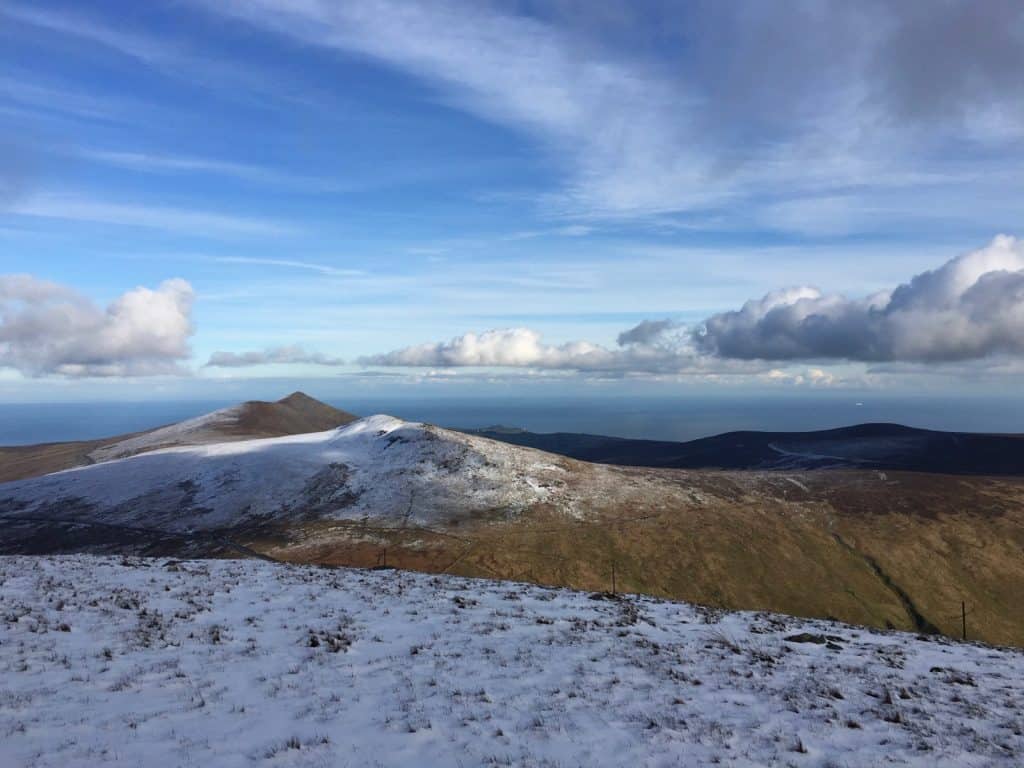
xmin=360 ymin=325 xmax=759 ymax=376
xmin=363 ymin=235 xmax=1024 ymax=373
xmin=0 ymin=275 xmax=194 ymax=377
xmin=697 ymin=235 xmax=1024 ymax=362
xmin=205 ymin=345 xmax=345 ymax=368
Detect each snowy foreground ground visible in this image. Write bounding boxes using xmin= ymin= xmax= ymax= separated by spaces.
xmin=2 ymin=557 xmax=1022 ymax=767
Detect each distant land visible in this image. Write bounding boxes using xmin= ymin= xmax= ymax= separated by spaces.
xmin=3 ymin=393 xmax=1024 ymax=446
xmin=469 ymin=422 xmax=1024 ymax=476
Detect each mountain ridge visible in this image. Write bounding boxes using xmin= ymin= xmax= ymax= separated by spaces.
xmin=469 ymin=421 xmax=1024 ymax=475
xmin=0 ymin=392 xmax=356 ymax=483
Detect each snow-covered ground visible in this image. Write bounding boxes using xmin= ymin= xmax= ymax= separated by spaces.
xmin=86 ymin=404 xmax=246 ymax=463
xmin=0 ymin=415 xmax=575 ymax=530
xmin=2 ymin=556 xmax=1021 ymax=767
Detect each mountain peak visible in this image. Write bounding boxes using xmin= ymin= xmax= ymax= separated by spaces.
xmin=278 ymin=391 xmax=318 ymax=406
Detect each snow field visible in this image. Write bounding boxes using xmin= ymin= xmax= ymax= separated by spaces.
xmin=1 ymin=556 xmax=1022 ymax=767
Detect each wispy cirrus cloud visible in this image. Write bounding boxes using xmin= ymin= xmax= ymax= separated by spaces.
xmin=213 ymin=257 xmax=363 ymax=277
xmin=1 ymin=4 xmax=181 ymax=68
xmin=193 ymin=0 xmax=1024 ymax=228
xmin=0 ymin=2 xmax=316 ymax=108
xmin=79 ymin=149 xmax=343 ymax=191
xmin=205 ymin=345 xmax=345 ymax=368
xmin=8 ymin=194 xmax=292 ymax=237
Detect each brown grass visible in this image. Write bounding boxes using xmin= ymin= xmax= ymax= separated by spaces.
xmin=0 ymin=392 xmax=356 ymax=483
xmin=249 ymin=469 xmax=1024 ymax=647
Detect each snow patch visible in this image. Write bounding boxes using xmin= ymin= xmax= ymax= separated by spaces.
xmin=0 ymin=415 xmax=571 ymax=531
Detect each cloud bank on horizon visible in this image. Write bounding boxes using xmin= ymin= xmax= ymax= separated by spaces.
xmin=205 ymin=346 xmax=345 ymax=368
xmin=364 ymin=236 xmax=1024 ymax=372
xmin=3 ymin=236 xmax=1024 ymax=380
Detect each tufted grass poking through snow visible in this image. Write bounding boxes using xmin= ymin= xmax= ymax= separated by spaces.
xmin=1 ymin=556 xmax=1022 ymax=767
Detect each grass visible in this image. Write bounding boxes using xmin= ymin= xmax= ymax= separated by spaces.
xmin=252 ymin=470 xmax=1024 ymax=647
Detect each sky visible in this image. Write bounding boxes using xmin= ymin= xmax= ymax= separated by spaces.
xmin=1 ymin=0 xmax=1023 ymax=403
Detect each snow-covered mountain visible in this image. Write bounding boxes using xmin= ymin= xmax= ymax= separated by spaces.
xmin=0 ymin=414 xmax=581 ymax=531
xmin=88 ymin=391 xmax=358 ymax=463
xmin=0 ymin=392 xmax=357 ymax=484
xmin=2 ymin=555 xmax=1021 ymax=767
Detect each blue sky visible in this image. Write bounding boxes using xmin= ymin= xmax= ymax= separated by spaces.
xmin=1 ymin=0 xmax=1023 ymax=402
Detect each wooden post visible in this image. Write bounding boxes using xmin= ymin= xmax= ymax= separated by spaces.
xmin=961 ymin=601 xmax=967 ymax=641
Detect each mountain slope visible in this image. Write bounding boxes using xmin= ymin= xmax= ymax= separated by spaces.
xmin=0 ymin=415 xmax=583 ymax=532
xmin=470 ymin=422 xmax=1024 ymax=475
xmin=0 ymin=392 xmax=356 ymax=482
xmin=4 ymin=555 xmax=1021 ymax=767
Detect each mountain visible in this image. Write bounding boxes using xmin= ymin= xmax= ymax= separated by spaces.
xmin=3 ymin=408 xmax=1024 ymax=645
xmin=0 ymin=414 xmax=584 ymax=533
xmin=469 ymin=422 xmax=1024 ymax=475
xmin=4 ymin=555 xmax=1021 ymax=767
xmin=0 ymin=392 xmax=356 ymax=483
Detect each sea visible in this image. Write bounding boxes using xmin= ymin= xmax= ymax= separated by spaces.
xmin=0 ymin=394 xmax=1021 ymax=446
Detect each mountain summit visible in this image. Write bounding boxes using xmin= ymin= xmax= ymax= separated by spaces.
xmin=0 ymin=393 xmax=357 ymax=483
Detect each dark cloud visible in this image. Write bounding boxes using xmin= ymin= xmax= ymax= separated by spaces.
xmin=873 ymin=0 xmax=1024 ymax=125
xmin=616 ymin=319 xmax=679 ymax=346
xmin=0 ymin=275 xmax=194 ymax=377
xmin=696 ymin=235 xmax=1024 ymax=362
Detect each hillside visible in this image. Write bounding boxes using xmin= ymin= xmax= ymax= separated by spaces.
xmin=3 ymin=412 xmax=1024 ymax=646
xmin=2 ymin=555 xmax=1021 ymax=767
xmin=470 ymin=422 xmax=1024 ymax=475
xmin=0 ymin=414 xmax=582 ymax=532
xmin=0 ymin=392 xmax=356 ymax=483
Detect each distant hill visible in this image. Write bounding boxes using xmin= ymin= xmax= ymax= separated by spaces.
xmin=0 ymin=392 xmax=357 ymax=483
xmin=468 ymin=422 xmax=1024 ymax=475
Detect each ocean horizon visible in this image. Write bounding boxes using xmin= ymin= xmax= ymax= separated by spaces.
xmin=1 ymin=394 xmax=1021 ymax=447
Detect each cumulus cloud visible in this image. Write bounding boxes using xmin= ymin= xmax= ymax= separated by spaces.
xmin=363 ymin=236 xmax=1024 ymax=373
xmin=696 ymin=235 xmax=1024 ymax=362
xmin=360 ymin=328 xmax=614 ymax=370
xmin=360 ymin=324 xmax=756 ymax=376
xmin=205 ymin=345 xmax=345 ymax=368
xmin=0 ymin=275 xmax=194 ymax=377
xmin=616 ymin=319 xmax=681 ymax=346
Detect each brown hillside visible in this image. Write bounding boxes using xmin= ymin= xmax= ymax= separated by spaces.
xmin=0 ymin=393 xmax=357 ymax=482
xmin=248 ymin=468 xmax=1024 ymax=647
